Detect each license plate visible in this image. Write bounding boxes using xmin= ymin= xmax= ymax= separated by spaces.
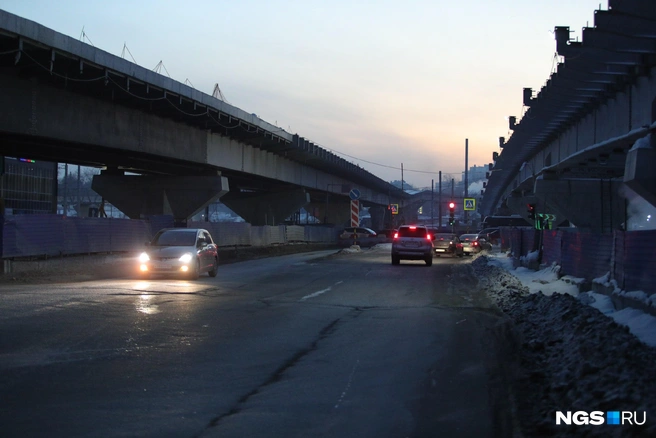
xmin=435 ymin=249 xmax=445 ymax=252
xmin=152 ymin=261 xmax=171 ymax=270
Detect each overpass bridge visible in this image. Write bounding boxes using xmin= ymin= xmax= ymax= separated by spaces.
xmin=482 ymin=0 xmax=656 ymax=233
xmin=0 ymin=9 xmax=405 ymax=228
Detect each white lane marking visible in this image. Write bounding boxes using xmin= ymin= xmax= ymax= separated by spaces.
xmin=300 ymin=281 xmax=343 ymax=301
xmin=335 ymin=359 xmax=360 ymax=408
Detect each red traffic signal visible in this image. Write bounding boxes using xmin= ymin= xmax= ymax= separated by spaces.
xmin=527 ymin=203 xmax=536 ymax=220
xmin=448 ymin=202 xmax=455 ymax=210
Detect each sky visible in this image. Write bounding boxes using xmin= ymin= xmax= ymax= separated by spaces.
xmin=2 ymin=0 xmax=607 ymax=189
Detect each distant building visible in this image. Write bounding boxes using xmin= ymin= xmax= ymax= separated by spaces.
xmin=462 ymin=165 xmax=487 ymax=183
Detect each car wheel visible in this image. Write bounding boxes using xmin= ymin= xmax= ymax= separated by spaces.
xmin=425 ymin=256 xmax=432 ymax=266
xmin=392 ymin=255 xmax=400 ymax=265
xmin=208 ymin=258 xmax=218 ymax=277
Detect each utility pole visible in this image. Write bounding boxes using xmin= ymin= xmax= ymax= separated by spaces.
xmin=76 ymin=165 xmax=81 ymax=217
xmin=431 ymin=179 xmax=434 ymax=229
xmin=451 ymin=178 xmax=455 ymax=232
xmin=400 ymin=163 xmax=404 ymax=225
xmin=464 ymin=138 xmax=469 ymax=225
xmin=63 ymin=163 xmax=68 ymax=216
xmin=438 ymin=171 xmax=442 ymax=228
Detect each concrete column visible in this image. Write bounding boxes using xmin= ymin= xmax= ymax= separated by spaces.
xmin=624 ymin=136 xmax=656 ymax=208
xmin=92 ymin=173 xmax=229 ymax=221
xmin=368 ymin=205 xmax=386 ymax=231
xmin=221 ymin=189 xmax=309 ymax=226
xmin=533 ymin=177 xmax=625 ymax=232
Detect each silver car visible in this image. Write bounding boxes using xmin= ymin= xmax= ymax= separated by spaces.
xmin=391 ymin=225 xmax=434 ymax=266
xmin=138 ymin=228 xmax=218 ymax=279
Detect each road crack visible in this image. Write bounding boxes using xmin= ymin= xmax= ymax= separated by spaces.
xmin=194 ymin=316 xmax=342 ymax=436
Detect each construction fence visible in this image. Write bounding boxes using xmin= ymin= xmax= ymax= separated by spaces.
xmin=2 ymin=214 xmax=339 ymax=259
xmin=501 ymin=227 xmax=656 ymax=293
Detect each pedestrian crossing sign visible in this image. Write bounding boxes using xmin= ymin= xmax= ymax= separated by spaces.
xmin=464 ymin=198 xmax=475 ymax=211
xmin=390 ymin=204 xmax=399 ymax=215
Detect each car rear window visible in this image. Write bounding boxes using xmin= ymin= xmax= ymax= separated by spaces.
xmin=398 ymin=227 xmax=428 ymax=238
xmin=461 ymin=234 xmax=477 ymax=241
xmin=434 ymin=234 xmax=456 ymax=240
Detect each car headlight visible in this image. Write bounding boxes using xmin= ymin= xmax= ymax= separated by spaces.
xmin=138 ymin=252 xmax=150 ymax=263
xmin=179 ymin=253 xmax=193 ymax=263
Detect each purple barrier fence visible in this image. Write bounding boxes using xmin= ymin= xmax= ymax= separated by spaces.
xmin=521 ymin=228 xmax=536 ymax=256
xmin=560 ymin=232 xmax=613 ymax=280
xmin=542 ymin=230 xmax=562 ymax=266
xmin=618 ymin=229 xmax=656 ymax=292
xmin=3 ymin=215 xmax=65 ymax=257
xmin=63 ymin=217 xmax=112 ymax=254
xmin=147 ymin=215 xmax=175 ymax=237
xmin=613 ymin=231 xmax=626 ymax=289
xmin=501 ymin=228 xmax=521 ymax=255
xmin=109 ymin=219 xmax=152 ymax=252
xmin=3 ymin=215 xmax=151 ymax=258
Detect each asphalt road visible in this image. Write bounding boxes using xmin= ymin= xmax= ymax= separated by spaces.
xmin=0 ymin=245 xmax=519 ymax=438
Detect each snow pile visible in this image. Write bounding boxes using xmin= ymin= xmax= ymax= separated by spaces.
xmin=472 ymin=256 xmax=656 ymax=436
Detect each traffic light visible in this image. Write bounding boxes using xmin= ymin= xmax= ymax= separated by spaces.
xmin=527 ymin=203 xmax=536 ymax=220
xmin=448 ymin=201 xmax=455 ymax=226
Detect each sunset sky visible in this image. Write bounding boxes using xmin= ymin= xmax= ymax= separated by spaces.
xmin=2 ymin=0 xmax=605 ymax=189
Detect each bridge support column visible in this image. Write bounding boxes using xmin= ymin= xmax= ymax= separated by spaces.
xmin=368 ymin=205 xmax=386 ymax=231
xmin=305 ymin=197 xmax=352 ymax=227
xmin=221 ymin=190 xmax=309 ymax=226
xmin=505 ymin=192 xmax=539 ymax=226
xmin=624 ymin=136 xmax=656 ymax=208
xmin=91 ymin=173 xmax=229 ymax=222
xmin=533 ymin=176 xmax=624 ymax=232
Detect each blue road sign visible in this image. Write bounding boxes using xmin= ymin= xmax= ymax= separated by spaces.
xmin=349 ymin=188 xmax=361 ymax=200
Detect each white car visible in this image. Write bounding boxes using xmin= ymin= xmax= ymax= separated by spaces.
xmin=391 ymin=225 xmax=434 ymax=266
xmin=138 ymin=228 xmax=218 ymax=279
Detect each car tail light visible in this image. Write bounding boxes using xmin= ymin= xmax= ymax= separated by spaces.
xmin=409 ymin=226 xmax=417 ymax=230
xmin=426 ymin=234 xmax=432 ymax=241
xmin=393 ymin=232 xmax=399 ymax=239
xmin=473 ymin=241 xmax=478 ymax=246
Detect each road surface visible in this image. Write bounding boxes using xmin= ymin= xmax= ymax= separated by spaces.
xmin=0 ymin=245 xmax=519 ymax=437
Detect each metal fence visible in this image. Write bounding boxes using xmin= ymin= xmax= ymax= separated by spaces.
xmin=2 ymin=215 xmax=339 ymax=258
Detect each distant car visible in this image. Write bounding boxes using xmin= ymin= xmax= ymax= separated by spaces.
xmin=339 ymin=227 xmax=377 ymax=243
xmin=391 ymin=225 xmax=434 ymax=266
xmin=459 ymin=234 xmax=490 ymax=255
xmin=477 ymin=228 xmax=499 ymax=244
xmin=138 ymin=228 xmax=218 ymax=279
xmin=376 ymin=229 xmax=397 ymax=238
xmin=433 ymin=233 xmax=464 ymax=257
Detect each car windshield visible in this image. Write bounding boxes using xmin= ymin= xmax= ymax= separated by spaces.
xmin=152 ymin=230 xmax=197 ymax=246
xmin=398 ymin=227 xmax=427 ymax=238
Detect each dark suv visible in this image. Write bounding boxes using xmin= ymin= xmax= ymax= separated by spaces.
xmin=391 ymin=225 xmax=434 ymax=266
